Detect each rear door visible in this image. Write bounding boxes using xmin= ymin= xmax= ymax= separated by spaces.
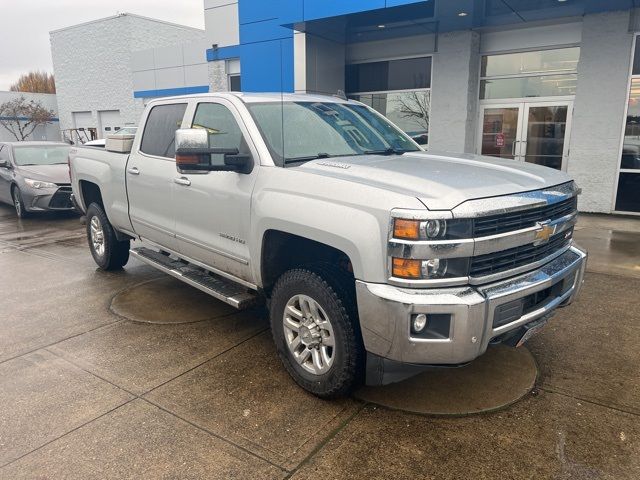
xmin=126 ymin=101 xmax=188 ymax=251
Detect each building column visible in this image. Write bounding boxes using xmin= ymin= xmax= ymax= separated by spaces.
xmin=208 ymin=60 xmax=228 ymax=92
xmin=567 ymin=10 xmax=633 ymax=213
xmin=428 ymin=30 xmax=480 ymax=153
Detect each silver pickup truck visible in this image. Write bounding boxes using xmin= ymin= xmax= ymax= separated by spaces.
xmin=69 ymin=93 xmax=587 ymax=398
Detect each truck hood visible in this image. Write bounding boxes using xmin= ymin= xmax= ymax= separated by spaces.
xmin=16 ymin=164 xmax=70 ymax=184
xmin=295 ymin=151 xmax=573 ymax=211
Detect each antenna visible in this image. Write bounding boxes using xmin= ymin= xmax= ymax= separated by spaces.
xmin=334 ymin=90 xmax=347 ymax=101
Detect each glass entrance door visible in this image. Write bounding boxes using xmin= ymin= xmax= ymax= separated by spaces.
xmin=479 ymin=101 xmax=573 ymax=170
xmin=480 ymin=105 xmax=522 ymax=160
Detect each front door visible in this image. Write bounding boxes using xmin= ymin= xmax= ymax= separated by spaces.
xmin=173 ymin=99 xmax=259 ymax=283
xmin=478 ymin=101 xmax=572 ymax=171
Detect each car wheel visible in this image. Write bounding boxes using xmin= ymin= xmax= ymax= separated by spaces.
xmin=12 ymin=187 xmax=28 ymax=219
xmin=269 ymin=266 xmax=364 ymax=398
xmin=86 ymin=202 xmax=130 ymax=270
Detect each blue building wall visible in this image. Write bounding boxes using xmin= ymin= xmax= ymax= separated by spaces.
xmin=206 ymin=0 xmax=426 ymax=92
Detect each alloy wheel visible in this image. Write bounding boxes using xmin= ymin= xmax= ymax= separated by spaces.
xmin=283 ymin=294 xmax=335 ymax=375
xmin=90 ymin=215 xmax=105 ymax=257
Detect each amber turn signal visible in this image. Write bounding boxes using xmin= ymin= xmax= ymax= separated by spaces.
xmin=392 ymin=258 xmax=422 ymax=279
xmin=393 ymin=219 xmax=420 ymax=240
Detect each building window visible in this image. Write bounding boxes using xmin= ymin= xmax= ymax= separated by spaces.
xmin=615 ymin=37 xmax=640 ymax=213
xmin=226 ymin=58 xmax=241 ymax=92
xmin=346 ymin=57 xmax=431 ymax=145
xmin=480 ymin=47 xmax=580 ymax=100
xmin=229 ymin=74 xmax=241 ymax=92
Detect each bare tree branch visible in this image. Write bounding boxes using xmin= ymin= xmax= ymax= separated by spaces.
xmin=391 ymin=91 xmax=431 ymax=131
xmin=0 ymin=96 xmax=55 ymax=141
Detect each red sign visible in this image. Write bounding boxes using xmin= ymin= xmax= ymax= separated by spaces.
xmin=495 ymin=132 xmax=505 ymax=148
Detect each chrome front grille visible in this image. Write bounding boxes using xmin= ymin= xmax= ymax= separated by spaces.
xmin=473 ymin=197 xmax=577 ymax=237
xmin=470 ymin=228 xmax=573 ymax=278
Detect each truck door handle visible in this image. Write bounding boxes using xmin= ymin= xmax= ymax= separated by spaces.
xmin=127 ymin=167 xmax=140 ymax=175
xmin=174 ymin=177 xmax=191 ymax=186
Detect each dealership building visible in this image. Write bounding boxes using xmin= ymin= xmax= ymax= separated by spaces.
xmin=50 ymin=1 xmax=640 ymax=215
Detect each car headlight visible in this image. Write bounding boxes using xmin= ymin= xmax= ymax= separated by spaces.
xmin=24 ymin=178 xmax=57 ymax=189
xmin=392 ymin=257 xmax=470 ymax=280
xmin=393 ymin=218 xmax=472 ymax=240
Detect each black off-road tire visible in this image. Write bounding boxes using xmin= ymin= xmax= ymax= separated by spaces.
xmin=86 ymin=203 xmax=130 ymax=270
xmin=269 ymin=265 xmax=364 ymax=398
xmin=12 ymin=186 xmax=28 ymax=219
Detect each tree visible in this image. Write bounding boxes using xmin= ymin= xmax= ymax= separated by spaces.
xmin=0 ymin=96 xmax=55 ymax=141
xmin=9 ymin=71 xmax=56 ymax=94
xmin=392 ymin=91 xmax=431 ymax=131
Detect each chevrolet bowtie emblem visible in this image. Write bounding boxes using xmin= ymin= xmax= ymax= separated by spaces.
xmin=534 ymin=221 xmax=556 ymax=244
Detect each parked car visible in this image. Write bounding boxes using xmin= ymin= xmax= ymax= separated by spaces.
xmin=69 ymin=93 xmax=587 ymax=398
xmin=84 ymin=127 xmax=138 ymax=148
xmin=0 ymin=141 xmax=74 ymax=218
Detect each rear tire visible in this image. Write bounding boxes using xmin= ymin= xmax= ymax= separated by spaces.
xmin=86 ymin=203 xmax=130 ymax=270
xmin=269 ymin=266 xmax=364 ymax=398
xmin=12 ymin=187 xmax=28 ymax=219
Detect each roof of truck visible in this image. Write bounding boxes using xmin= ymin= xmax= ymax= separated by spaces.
xmin=148 ymin=92 xmax=353 ymax=105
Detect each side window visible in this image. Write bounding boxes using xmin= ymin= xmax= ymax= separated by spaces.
xmin=192 ymin=103 xmax=247 ymax=166
xmin=0 ymin=146 xmax=9 ymax=164
xmin=140 ymin=103 xmax=188 ymax=158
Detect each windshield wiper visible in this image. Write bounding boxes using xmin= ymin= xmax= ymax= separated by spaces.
xmin=284 ymin=152 xmax=332 ymax=164
xmin=364 ymin=147 xmax=407 ymax=155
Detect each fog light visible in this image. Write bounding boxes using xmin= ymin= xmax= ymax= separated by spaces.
xmin=412 ymin=313 xmax=428 ymax=333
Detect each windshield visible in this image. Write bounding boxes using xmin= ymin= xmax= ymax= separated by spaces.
xmin=13 ymin=146 xmax=70 ymax=166
xmin=246 ymin=101 xmax=421 ymax=165
xmin=113 ymin=127 xmax=137 ymax=136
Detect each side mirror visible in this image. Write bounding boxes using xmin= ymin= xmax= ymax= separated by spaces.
xmin=0 ymin=159 xmax=10 ymax=169
xmin=175 ymin=128 xmax=253 ymax=174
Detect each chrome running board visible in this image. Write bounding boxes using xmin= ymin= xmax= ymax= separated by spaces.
xmin=130 ymin=247 xmax=259 ymax=310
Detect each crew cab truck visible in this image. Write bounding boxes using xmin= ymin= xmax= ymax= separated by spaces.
xmin=69 ymin=93 xmax=587 ymax=398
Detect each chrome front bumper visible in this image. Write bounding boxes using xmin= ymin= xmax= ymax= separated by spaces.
xmin=357 ymin=244 xmax=587 ymax=384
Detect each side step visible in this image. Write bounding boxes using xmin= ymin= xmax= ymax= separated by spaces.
xmin=130 ymin=247 xmax=259 ymax=310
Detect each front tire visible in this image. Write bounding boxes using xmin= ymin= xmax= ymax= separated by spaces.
xmin=269 ymin=267 xmax=364 ymax=398
xmin=12 ymin=187 xmax=28 ymax=219
xmin=86 ymin=203 xmax=130 ymax=270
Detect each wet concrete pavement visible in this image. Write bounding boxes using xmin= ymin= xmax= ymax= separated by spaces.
xmin=1 ymin=205 xmax=639 ymax=479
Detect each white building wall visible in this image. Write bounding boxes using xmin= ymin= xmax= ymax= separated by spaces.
xmin=50 ymin=14 xmax=204 ymax=135
xmin=131 ymin=39 xmax=209 ymax=95
xmin=204 ymin=0 xmax=239 ymax=47
xmin=567 ymin=11 xmax=634 ymax=213
xmin=0 ymin=91 xmax=60 ymax=142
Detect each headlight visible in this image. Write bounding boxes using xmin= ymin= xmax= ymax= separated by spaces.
xmin=392 ymin=257 xmax=470 ymax=280
xmin=24 ymin=178 xmax=57 ymax=189
xmin=393 ymin=218 xmax=472 ymax=240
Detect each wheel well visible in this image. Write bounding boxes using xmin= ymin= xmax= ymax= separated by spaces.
xmin=79 ymin=181 xmax=103 ymax=210
xmin=261 ymin=230 xmax=354 ymax=293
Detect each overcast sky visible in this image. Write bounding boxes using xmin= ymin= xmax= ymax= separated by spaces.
xmin=0 ymin=0 xmax=204 ymax=90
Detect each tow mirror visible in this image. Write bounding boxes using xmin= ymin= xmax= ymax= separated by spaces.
xmin=175 ymin=128 xmax=253 ymax=174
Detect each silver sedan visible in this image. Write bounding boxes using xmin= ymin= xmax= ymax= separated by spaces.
xmin=0 ymin=141 xmax=74 ymax=218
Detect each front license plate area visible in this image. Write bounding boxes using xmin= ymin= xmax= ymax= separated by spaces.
xmin=516 ymin=319 xmax=548 ymax=347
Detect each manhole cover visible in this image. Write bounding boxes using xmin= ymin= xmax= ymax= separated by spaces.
xmin=355 ymin=345 xmax=537 ymax=416
xmin=110 ymin=276 xmax=237 ymax=324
